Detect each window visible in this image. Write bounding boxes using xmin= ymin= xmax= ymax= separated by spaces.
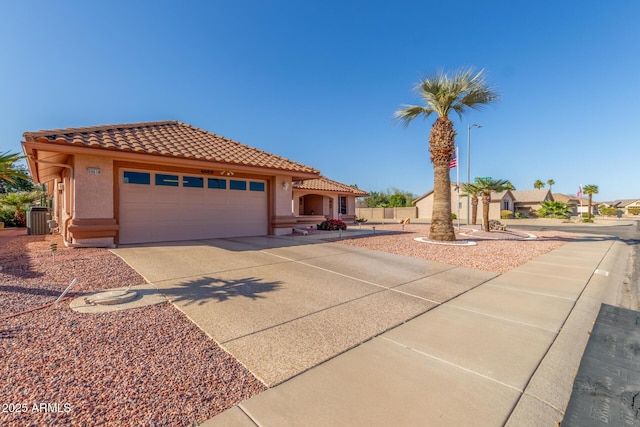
xmin=155 ymin=174 xmax=179 ymax=186
xmin=249 ymin=181 xmax=265 ymax=192
xmin=208 ymin=178 xmax=227 ymax=189
xmin=503 ymin=201 xmax=510 ymax=210
xmin=230 ymin=180 xmax=247 ymax=191
xmin=339 ymin=196 xmax=347 ymax=215
xmin=123 ymin=171 xmax=150 ymax=185
xmin=183 ymin=176 xmax=204 ymax=188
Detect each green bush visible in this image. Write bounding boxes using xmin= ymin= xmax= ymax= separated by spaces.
xmin=0 ymin=206 xmax=17 ymax=227
xmin=451 ymin=213 xmax=457 ymax=219
xmin=599 ymin=207 xmax=617 ymax=216
xmin=514 ymin=211 xmax=524 ymax=219
xmin=317 ymin=219 xmax=347 ymax=231
xmin=500 ymin=210 xmax=512 ymax=219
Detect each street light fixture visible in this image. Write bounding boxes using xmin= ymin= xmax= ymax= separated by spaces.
xmin=466 ymin=124 xmax=482 ymax=225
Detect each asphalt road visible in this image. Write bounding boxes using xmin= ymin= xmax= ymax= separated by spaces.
xmin=510 ymin=220 xmax=640 ymax=310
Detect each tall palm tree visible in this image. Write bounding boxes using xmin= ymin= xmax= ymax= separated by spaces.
xmin=583 ymin=184 xmax=599 ymax=220
xmin=0 ymin=151 xmax=29 ymax=184
xmin=473 ymin=178 xmax=509 ymax=231
xmin=395 ymin=68 xmax=499 ymax=241
xmin=461 ymin=183 xmax=481 ymax=225
xmin=533 ymin=180 xmax=545 ymax=189
xmin=547 ymin=179 xmax=555 ymax=192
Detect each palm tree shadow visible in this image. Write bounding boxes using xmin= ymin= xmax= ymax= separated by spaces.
xmin=159 ymin=276 xmax=283 ymax=306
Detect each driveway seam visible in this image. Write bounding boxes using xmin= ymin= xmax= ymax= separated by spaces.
xmin=446 ymin=305 xmax=561 ymax=334
xmin=379 ymin=335 xmax=524 ymax=393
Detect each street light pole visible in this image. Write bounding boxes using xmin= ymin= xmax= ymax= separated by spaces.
xmin=466 ymin=124 xmax=482 ymax=225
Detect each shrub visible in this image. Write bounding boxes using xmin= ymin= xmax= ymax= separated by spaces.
xmin=451 ymin=213 xmax=457 ymax=219
xmin=0 ymin=206 xmax=16 ymax=226
xmin=317 ymin=219 xmax=347 ymax=231
xmin=514 ymin=211 xmax=524 ymax=219
xmin=356 ymin=218 xmax=368 ymax=224
xmin=500 ymin=210 xmax=512 ymax=219
xmin=599 ymin=207 xmax=618 ymax=216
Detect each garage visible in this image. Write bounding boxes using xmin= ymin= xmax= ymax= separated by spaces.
xmin=119 ymin=168 xmax=268 ymax=244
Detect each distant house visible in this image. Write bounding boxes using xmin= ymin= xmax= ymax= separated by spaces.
xmin=553 ymin=193 xmax=580 ymax=215
xmin=414 ymin=186 xmax=559 ymax=221
xmin=413 ymin=184 xmax=516 ymax=222
xmin=601 ymin=199 xmax=640 ymax=215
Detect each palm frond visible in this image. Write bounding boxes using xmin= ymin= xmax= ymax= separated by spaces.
xmin=394 ymin=105 xmax=435 ymax=127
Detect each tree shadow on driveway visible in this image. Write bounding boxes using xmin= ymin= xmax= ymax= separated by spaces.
xmin=158 ymin=276 xmax=283 ymax=306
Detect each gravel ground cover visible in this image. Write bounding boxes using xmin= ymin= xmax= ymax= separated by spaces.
xmin=330 ymin=223 xmax=576 ymax=274
xmin=1 ymin=229 xmax=265 ymax=426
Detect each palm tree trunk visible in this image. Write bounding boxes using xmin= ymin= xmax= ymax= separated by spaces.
xmin=471 ymin=197 xmax=478 ymax=225
xmin=429 ymin=117 xmax=456 ymax=241
xmin=588 ymin=195 xmax=593 ymax=220
xmin=482 ymin=194 xmax=491 ymax=231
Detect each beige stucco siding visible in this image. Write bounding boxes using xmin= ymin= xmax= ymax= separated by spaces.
xmin=73 ymin=155 xmax=114 ymax=218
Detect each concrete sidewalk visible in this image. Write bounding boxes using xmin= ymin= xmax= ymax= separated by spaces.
xmin=203 ymin=236 xmax=630 ymax=426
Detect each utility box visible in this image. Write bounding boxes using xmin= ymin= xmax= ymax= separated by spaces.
xmin=27 ymin=206 xmax=49 ymax=235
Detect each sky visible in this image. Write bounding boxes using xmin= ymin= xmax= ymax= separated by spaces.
xmin=1 ymin=0 xmax=638 ymax=202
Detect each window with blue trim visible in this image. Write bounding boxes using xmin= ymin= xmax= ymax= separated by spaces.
xmin=208 ymin=178 xmax=227 ymax=189
xmin=249 ymin=182 xmax=265 ymax=192
xmin=230 ymin=180 xmax=247 ymax=191
xmin=123 ymin=171 xmax=150 ymax=184
xmin=155 ymin=174 xmax=179 ymax=186
xmin=183 ymin=176 xmax=204 ymax=188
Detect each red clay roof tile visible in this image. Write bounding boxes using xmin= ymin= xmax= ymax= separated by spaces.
xmin=23 ymin=120 xmax=319 ymax=175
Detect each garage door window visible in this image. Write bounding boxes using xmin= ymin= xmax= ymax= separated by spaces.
xmin=123 ymin=171 xmax=150 ymax=185
xmin=249 ymin=182 xmax=265 ymax=192
xmin=183 ymin=176 xmax=204 ymax=188
xmin=156 ymin=174 xmax=179 ymax=187
xmin=208 ymin=178 xmax=226 ymax=189
xmin=230 ymin=180 xmax=247 ymax=191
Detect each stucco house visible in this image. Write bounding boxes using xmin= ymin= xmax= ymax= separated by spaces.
xmin=413 ymin=184 xmax=516 ymax=222
xmin=552 ymin=193 xmax=580 ymax=215
xmin=292 ymin=176 xmax=368 ymax=226
xmin=21 ymin=121 xmax=364 ymax=247
xmin=414 ymin=186 xmax=557 ymax=221
xmin=509 ymin=189 xmax=554 ymax=216
xmin=601 ymin=199 xmax=640 ymax=215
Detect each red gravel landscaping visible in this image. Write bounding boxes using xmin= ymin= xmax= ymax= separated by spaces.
xmin=1 ymin=229 xmax=266 ymax=426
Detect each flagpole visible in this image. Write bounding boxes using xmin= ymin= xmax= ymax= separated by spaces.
xmin=456 ymin=146 xmax=460 ymax=230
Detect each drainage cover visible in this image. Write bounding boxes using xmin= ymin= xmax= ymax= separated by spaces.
xmin=84 ymin=289 xmax=138 ymax=306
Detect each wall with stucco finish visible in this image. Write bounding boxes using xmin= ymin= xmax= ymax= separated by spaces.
xmin=73 ymin=155 xmax=114 ymax=218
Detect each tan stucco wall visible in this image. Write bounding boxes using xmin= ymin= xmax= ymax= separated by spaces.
xmin=73 ymin=155 xmax=114 ymax=218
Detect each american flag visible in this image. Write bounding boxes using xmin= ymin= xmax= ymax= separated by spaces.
xmin=577 ymin=185 xmax=582 ymax=199
xmin=449 ymin=148 xmax=458 ymax=169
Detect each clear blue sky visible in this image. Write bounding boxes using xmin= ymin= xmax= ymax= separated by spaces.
xmin=1 ymin=1 xmax=638 ymax=201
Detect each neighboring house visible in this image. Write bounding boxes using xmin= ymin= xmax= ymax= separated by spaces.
xmin=509 ymin=190 xmax=554 ymax=216
xmin=602 ymin=199 xmax=640 ymax=215
xmin=552 ymin=193 xmax=580 ymax=215
xmin=292 ymin=176 xmax=369 ymax=225
xmin=414 ymin=186 xmax=557 ymax=221
xmin=413 ymin=183 xmax=516 ymax=222
xmin=22 ymin=121 xmax=361 ymax=247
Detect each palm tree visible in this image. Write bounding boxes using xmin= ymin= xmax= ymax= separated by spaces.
xmin=533 ymin=180 xmax=545 ymax=189
xmin=0 ymin=151 xmax=29 ymax=184
xmin=537 ymin=200 xmax=572 ymax=219
xmin=583 ymin=184 xmax=599 ymax=220
xmin=547 ymin=179 xmax=555 ymax=192
xmin=395 ymin=68 xmax=499 ymax=241
xmin=505 ymin=181 xmax=516 ymax=191
xmin=461 ymin=183 xmax=481 ymax=225
xmin=473 ymin=178 xmax=509 ymax=231
xmin=0 ymin=191 xmax=41 ymax=227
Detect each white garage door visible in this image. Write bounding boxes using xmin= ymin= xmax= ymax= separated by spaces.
xmin=119 ymin=169 xmax=268 ymax=244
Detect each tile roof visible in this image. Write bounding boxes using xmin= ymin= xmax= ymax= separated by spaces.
xmin=509 ymin=189 xmax=553 ymax=203
xmin=23 ymin=121 xmax=319 ymax=175
xmin=293 ymin=176 xmax=369 ymax=196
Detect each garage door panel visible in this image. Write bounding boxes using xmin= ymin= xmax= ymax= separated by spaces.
xmin=119 ymin=171 xmax=268 ymax=244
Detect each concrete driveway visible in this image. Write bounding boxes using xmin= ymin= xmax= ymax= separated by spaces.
xmin=112 ymin=235 xmax=497 ymax=386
